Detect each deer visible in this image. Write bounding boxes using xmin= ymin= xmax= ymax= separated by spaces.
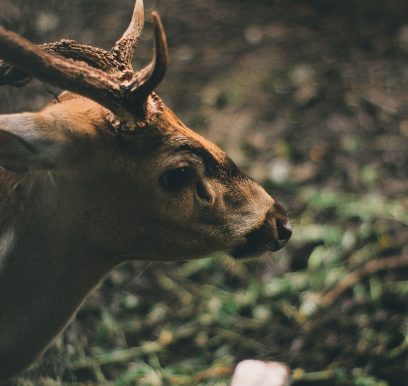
xmin=0 ymin=0 xmax=292 ymax=380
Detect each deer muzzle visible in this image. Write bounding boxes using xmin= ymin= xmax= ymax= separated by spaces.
xmin=231 ymin=202 xmax=292 ymax=258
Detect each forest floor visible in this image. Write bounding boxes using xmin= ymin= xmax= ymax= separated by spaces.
xmin=1 ymin=0 xmax=407 ymax=385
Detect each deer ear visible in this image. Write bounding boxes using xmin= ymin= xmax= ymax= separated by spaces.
xmin=0 ymin=116 xmax=63 ymax=172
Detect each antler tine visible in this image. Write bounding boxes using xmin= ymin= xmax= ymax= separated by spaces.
xmin=0 ymin=27 xmax=130 ymax=119
xmin=112 ymin=0 xmax=144 ymax=68
xmin=126 ymin=11 xmax=168 ymax=109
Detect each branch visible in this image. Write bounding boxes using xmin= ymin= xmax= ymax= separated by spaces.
xmin=321 ymin=254 xmax=408 ymax=306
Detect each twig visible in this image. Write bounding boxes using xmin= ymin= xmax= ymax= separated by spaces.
xmin=68 ymin=346 xmax=143 ymax=370
xmin=292 ymin=368 xmax=336 ymax=382
xmin=321 ymin=254 xmax=408 ymax=306
xmin=193 ymin=365 xmax=233 ymax=384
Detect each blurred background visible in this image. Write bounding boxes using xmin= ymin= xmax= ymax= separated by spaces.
xmin=1 ymin=0 xmax=407 ymax=385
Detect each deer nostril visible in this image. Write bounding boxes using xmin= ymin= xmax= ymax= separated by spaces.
xmin=276 ymin=218 xmax=292 ymax=241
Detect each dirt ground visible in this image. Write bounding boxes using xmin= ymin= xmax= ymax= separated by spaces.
xmin=0 ymin=0 xmax=407 ymax=385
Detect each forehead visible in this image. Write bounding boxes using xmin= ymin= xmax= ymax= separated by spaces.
xmin=156 ymin=107 xmax=244 ymax=178
xmin=156 ymin=108 xmax=225 ymax=161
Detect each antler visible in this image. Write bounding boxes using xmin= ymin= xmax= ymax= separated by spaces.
xmin=0 ymin=41 xmax=122 ymax=87
xmin=125 ymin=12 xmax=168 ymax=111
xmin=0 ymin=0 xmax=168 ymax=127
xmin=0 ymin=0 xmax=147 ymax=85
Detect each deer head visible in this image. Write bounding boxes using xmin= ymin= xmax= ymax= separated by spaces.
xmin=0 ymin=0 xmax=291 ymax=380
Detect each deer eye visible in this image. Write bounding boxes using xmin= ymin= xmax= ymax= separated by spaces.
xmin=160 ymin=167 xmax=196 ymax=190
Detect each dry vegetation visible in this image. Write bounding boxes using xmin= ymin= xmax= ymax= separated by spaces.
xmin=0 ymin=0 xmax=407 ymax=385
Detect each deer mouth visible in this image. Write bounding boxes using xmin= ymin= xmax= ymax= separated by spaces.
xmin=230 ymin=216 xmax=292 ymax=259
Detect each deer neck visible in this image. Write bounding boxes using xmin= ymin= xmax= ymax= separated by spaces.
xmin=0 ymin=170 xmax=115 ymax=376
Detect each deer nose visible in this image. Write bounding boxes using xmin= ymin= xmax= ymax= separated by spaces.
xmin=231 ymin=203 xmax=292 ymax=258
xmin=262 ymin=204 xmax=291 ymax=251
xmin=271 ymin=201 xmax=292 ymax=249
xmin=275 ymin=217 xmax=292 ymax=248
